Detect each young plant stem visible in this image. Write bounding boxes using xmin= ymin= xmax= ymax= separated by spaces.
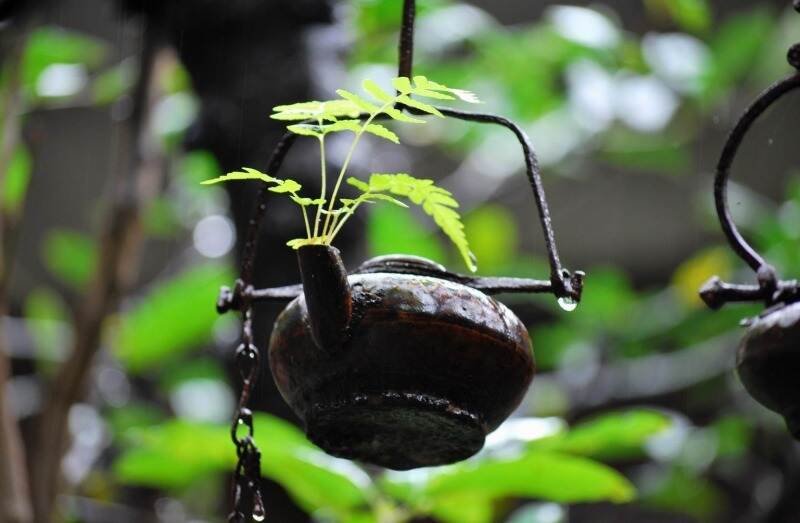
xmin=313 ymin=128 xmax=327 ymax=237
xmin=299 ymin=200 xmax=311 ymax=238
xmin=322 ymin=99 xmax=395 ymax=239
xmin=328 ymin=198 xmax=367 ymax=242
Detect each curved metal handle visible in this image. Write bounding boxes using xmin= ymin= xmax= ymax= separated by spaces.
xmin=229 ymin=0 xmax=583 ymax=304
xmin=714 ymin=74 xmax=800 ymax=273
xmin=701 ymin=19 xmax=800 ymax=309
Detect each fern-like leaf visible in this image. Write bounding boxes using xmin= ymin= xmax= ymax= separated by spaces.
xmin=382 ymin=106 xmax=426 ymax=124
xmin=364 ymin=123 xmax=400 ymax=143
xmin=201 ymin=167 xmax=276 ymax=185
xmin=396 ymin=94 xmax=443 ymax=117
xmin=366 ymin=173 xmax=476 ymax=271
xmin=365 ymin=193 xmax=408 ymax=207
xmin=346 ymin=177 xmax=370 ymax=192
xmin=290 ymin=196 xmax=326 ymax=206
xmin=268 ymin=179 xmax=303 ymax=194
xmin=411 ymin=76 xmax=481 ymax=103
xmin=392 ymin=76 xmax=413 ymax=94
xmin=272 ymin=100 xmax=360 ymax=121
xmin=362 ymin=79 xmax=394 ymax=103
xmin=336 ymin=89 xmax=380 ymax=113
xmin=287 ymin=237 xmax=327 ymax=249
xmin=287 ymin=123 xmax=323 ymax=137
xmin=322 ymin=119 xmax=363 ymax=133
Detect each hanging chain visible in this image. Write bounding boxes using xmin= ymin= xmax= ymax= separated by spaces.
xmin=224 ymin=280 xmax=266 ymax=522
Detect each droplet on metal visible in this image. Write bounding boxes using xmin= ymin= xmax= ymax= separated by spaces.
xmin=252 ymin=495 xmax=266 ymax=522
xmin=557 ymin=296 xmax=578 ymax=312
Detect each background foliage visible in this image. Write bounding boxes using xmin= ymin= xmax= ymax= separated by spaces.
xmin=4 ymin=0 xmax=800 ymax=521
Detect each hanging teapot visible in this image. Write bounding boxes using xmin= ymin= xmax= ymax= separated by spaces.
xmin=267 ymin=246 xmax=583 ymax=469
xmin=700 ymin=29 xmax=800 ymax=437
xmin=217 ymin=107 xmax=584 ymax=470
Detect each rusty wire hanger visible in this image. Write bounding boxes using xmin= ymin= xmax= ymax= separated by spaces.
xmin=220 ymin=0 xmax=585 ymax=315
xmin=222 ymin=0 xmax=584 ymax=519
xmin=700 ymin=1 xmax=800 ymax=311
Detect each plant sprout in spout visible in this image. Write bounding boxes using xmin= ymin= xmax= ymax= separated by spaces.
xmin=202 ymin=76 xmax=481 ymax=271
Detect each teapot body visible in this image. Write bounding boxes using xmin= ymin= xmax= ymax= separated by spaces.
xmin=268 ymin=270 xmax=534 ymax=470
xmin=737 ymin=301 xmax=800 ymax=439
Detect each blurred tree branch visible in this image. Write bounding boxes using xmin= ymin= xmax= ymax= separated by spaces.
xmin=0 ymin=20 xmax=34 ymax=523
xmin=29 ymin=20 xmax=164 ymax=521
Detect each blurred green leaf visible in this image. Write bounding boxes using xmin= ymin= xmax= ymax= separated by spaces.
xmin=2 ymin=145 xmax=31 ymax=215
xmin=474 ymin=28 xmax=568 ymax=119
xmin=142 ymin=196 xmax=181 ymax=238
xmin=262 ymin=449 xmax=371 ymax=514
xmin=420 ymin=451 xmax=635 ymax=504
xmin=641 ymin=466 xmax=723 ymax=521
xmin=529 ymin=324 xmax=582 ymax=372
xmin=367 ymin=203 xmax=446 ymax=264
xmin=42 ymin=229 xmax=97 ymax=290
xmin=180 ymin=150 xmax=221 ymax=188
xmin=342 ymin=513 xmax=378 ymax=523
xmin=646 ymin=0 xmax=712 ymax=34
xmin=92 ymin=60 xmax=134 ymax=105
xmin=157 ymin=358 xmax=227 ymax=392
xmin=531 ymin=409 xmax=671 ymax=461
xmin=700 ymin=8 xmax=773 ymax=103
xmin=107 ymin=403 xmax=166 ymax=439
xmin=113 ymin=263 xmax=234 ymax=373
xmin=114 ymin=414 xmax=371 ymax=513
xmin=600 ymin=131 xmax=691 ymax=175
xmin=24 ymin=287 xmax=70 ymax=364
xmin=113 ymin=420 xmax=230 ymax=489
xmin=427 ymin=493 xmax=493 ymax=523
xmin=464 ymin=205 xmax=517 ymax=274
xmin=354 ymin=0 xmax=447 ymax=37
xmin=22 ymin=26 xmax=106 ymax=91
xmin=713 ymin=415 xmax=752 ymax=458
xmin=160 ymin=60 xmax=192 ymax=94
xmin=568 ymin=268 xmax=636 ymax=332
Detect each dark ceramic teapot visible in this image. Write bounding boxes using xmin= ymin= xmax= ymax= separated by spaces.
xmin=218 ymin=0 xmax=586 ymax=516
xmin=216 ymin=9 xmax=584 ymax=471
xmin=269 ymin=246 xmax=542 ymax=469
xmin=219 ymin=244 xmax=583 ymax=470
xmin=215 ymin=107 xmax=585 ymax=470
xmin=735 ymin=300 xmax=800 ymax=437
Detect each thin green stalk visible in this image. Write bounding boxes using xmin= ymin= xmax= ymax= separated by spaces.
xmin=328 ymin=199 xmax=366 ymax=242
xmin=313 ymin=131 xmax=327 ymax=237
xmin=300 ymin=204 xmax=311 ymax=238
xmin=322 ymin=99 xmax=395 ymax=239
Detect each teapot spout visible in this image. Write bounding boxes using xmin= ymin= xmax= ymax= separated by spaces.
xmin=297 ymin=245 xmax=353 ymax=351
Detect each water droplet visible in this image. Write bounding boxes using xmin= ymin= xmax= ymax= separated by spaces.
xmin=557 ymin=296 xmax=578 ymax=312
xmin=252 ymin=495 xmax=266 ymax=522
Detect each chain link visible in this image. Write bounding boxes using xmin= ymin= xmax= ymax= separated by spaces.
xmin=226 ymin=279 xmax=266 ymax=522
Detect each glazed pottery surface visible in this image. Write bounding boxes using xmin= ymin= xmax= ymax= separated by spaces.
xmin=737 ymin=301 xmax=800 ymax=438
xmin=268 ymin=267 xmax=534 ymax=470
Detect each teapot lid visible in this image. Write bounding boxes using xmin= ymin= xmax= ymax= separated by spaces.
xmin=354 ymin=254 xmax=448 ymax=277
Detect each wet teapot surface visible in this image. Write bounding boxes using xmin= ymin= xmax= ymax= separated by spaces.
xmin=736 ymin=301 xmax=800 ymax=438
xmin=268 ymin=245 xmax=534 ymax=470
